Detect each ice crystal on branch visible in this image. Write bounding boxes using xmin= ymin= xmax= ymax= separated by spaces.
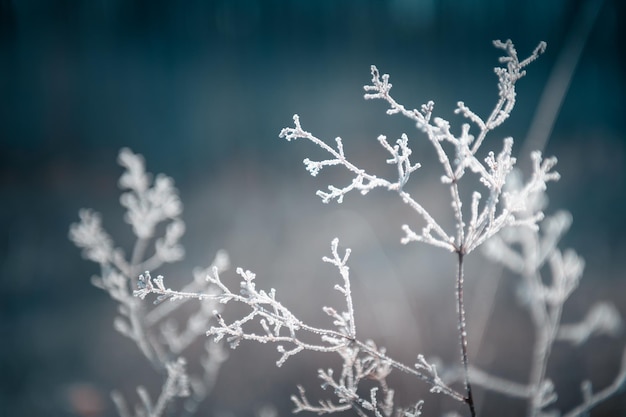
xmin=281 ymin=40 xmax=555 ymax=256
xmin=136 ymin=239 xmax=466 ymax=415
xmin=276 ymin=39 xmax=614 ymax=417
xmin=112 ymin=358 xmax=191 ymax=417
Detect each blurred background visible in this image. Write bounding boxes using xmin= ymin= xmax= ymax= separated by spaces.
xmin=1 ymin=0 xmax=625 ymax=416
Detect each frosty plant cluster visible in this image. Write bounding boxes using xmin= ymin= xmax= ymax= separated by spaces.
xmin=71 ymin=40 xmax=626 ymax=417
xmin=70 ymin=149 xmax=229 ymax=417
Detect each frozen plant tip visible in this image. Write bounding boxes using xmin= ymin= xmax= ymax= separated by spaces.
xmin=139 ymin=239 xmax=466 ymax=415
xmin=280 ymin=40 xmax=554 ymax=256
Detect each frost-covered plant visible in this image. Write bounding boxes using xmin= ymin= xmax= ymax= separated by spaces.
xmin=272 ymin=39 xmax=556 ymax=417
xmin=70 ymin=148 xmax=229 ymax=417
xmin=73 ymin=40 xmax=626 ymax=417
xmin=269 ymin=39 xmax=624 ymax=416
xmin=477 ymin=171 xmax=626 ymax=417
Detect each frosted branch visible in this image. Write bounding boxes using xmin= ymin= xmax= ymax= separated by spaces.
xmin=284 ymin=41 xmax=553 ymax=258
xmin=557 ymin=302 xmax=623 ymax=345
xmin=69 ymin=209 xmax=116 ymax=265
xmin=481 ymin=181 xmax=626 ymax=416
xmin=70 ymin=148 xmax=227 ymax=416
xmin=134 ymin=239 xmax=465 ymax=407
xmin=111 ymin=358 xmax=190 ymax=417
xmin=456 ymin=40 xmax=546 ymax=154
xmin=442 ymin=363 xmax=532 ymax=399
xmin=118 ymin=148 xmax=182 ymax=240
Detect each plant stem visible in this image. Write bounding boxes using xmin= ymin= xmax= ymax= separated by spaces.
xmin=457 ymin=250 xmax=476 ymax=417
xmin=527 ymin=278 xmax=564 ymax=417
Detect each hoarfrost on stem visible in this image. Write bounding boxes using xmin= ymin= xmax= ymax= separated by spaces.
xmin=279 ymin=40 xmax=551 ymax=417
xmin=137 ymin=239 xmax=467 ymax=415
xmin=280 ymin=40 xmax=555 ymax=256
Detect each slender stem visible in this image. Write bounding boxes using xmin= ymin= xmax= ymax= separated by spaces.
xmin=128 ymin=236 xmax=167 ymax=365
xmin=456 ymin=250 xmax=476 ymax=417
xmin=527 ymin=290 xmax=564 ymax=417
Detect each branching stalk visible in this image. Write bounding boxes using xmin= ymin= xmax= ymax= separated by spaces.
xmin=456 ymin=250 xmax=475 ymax=417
